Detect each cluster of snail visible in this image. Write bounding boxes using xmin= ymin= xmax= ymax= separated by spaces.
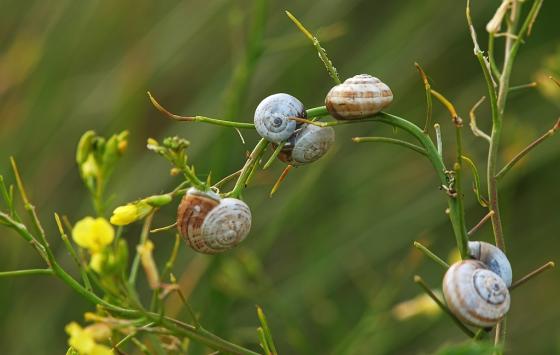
xmin=176 ymin=74 xmax=393 ymax=254
xmin=443 ymin=241 xmax=512 ymax=328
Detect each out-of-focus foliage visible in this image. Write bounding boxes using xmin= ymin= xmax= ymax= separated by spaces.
xmin=0 ymin=0 xmax=559 ymax=354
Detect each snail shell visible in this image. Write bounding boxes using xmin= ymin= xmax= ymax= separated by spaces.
xmin=443 ymin=260 xmax=510 ymax=328
xmin=254 ymin=93 xmax=307 ymax=144
xmin=276 ymin=124 xmax=335 ymax=165
xmin=468 ymin=241 xmax=512 ymax=287
xmin=177 ymin=188 xmax=252 ymax=254
xmin=325 ymin=74 xmax=393 ymax=120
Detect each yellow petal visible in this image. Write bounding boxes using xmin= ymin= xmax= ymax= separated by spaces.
xmin=89 ymin=253 xmax=105 ymax=273
xmin=72 ymin=217 xmax=96 ymax=249
xmin=90 ymin=344 xmax=114 ymax=355
xmin=66 ymin=322 xmax=95 ymax=354
xmin=90 ymin=218 xmax=114 ymax=251
xmin=110 ymin=205 xmax=138 ymax=226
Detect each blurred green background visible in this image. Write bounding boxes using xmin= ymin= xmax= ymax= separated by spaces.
xmin=1 ymin=0 xmax=559 ymax=354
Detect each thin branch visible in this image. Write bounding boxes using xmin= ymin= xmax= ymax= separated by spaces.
xmin=496 ymin=118 xmax=560 ymax=180
xmin=415 ymin=62 xmax=433 ymax=132
xmin=468 ymin=210 xmax=495 ymax=236
xmin=434 ymin=124 xmax=443 ymax=156
xmin=413 ymin=275 xmax=475 ymax=337
xmin=461 ymin=155 xmax=488 ymax=207
xmin=128 ymin=211 xmax=156 ymax=287
xmin=413 ymin=241 xmax=449 ymax=269
xmin=0 ymin=268 xmax=53 ymax=278
xmin=510 ymin=261 xmax=555 ymax=290
xmin=352 ymin=137 xmax=427 ymax=156
xmin=285 ymin=11 xmax=341 ymax=84
xmin=147 ymin=92 xmax=255 ymax=129
xmin=264 ymin=142 xmax=286 ymax=169
xmin=269 ymin=165 xmax=293 ymax=197
xmin=469 ymin=96 xmax=491 ymax=143
xmin=508 ymin=82 xmax=537 ymax=92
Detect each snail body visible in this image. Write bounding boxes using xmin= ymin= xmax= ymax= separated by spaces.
xmin=254 ymin=93 xmax=307 ymax=144
xmin=325 ymin=74 xmax=393 ymax=120
xmin=177 ymin=188 xmax=252 ymax=254
xmin=277 ymin=124 xmax=335 ymax=165
xmin=443 ymin=260 xmax=510 ymax=328
xmin=468 ymin=241 xmax=512 ymax=287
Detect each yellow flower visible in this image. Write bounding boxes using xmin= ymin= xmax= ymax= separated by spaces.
xmin=65 ymin=322 xmax=113 ymax=355
xmin=72 ymin=217 xmax=114 ymax=253
xmin=89 ymin=253 xmax=105 ymax=273
xmin=110 ymin=204 xmax=138 ymax=226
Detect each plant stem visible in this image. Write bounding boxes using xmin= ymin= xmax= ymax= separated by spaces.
xmin=229 ymin=139 xmax=269 ymax=198
xmin=496 ymin=118 xmax=560 ymax=180
xmin=413 ymin=241 xmax=449 ymax=269
xmin=129 ymin=211 xmax=155 ymax=287
xmin=509 ymin=261 xmax=555 ymax=291
xmin=0 ymin=268 xmax=53 ymax=278
xmin=352 ymin=137 xmax=427 ymax=156
xmin=413 ymin=275 xmax=475 ymax=337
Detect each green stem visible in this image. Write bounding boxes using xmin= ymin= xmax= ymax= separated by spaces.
xmin=413 ymin=241 xmax=449 ymax=269
xmin=352 ymin=137 xmax=427 ymax=156
xmin=0 ymin=268 xmax=53 ymax=278
xmin=229 ymin=139 xmax=269 ymax=198
xmin=129 ymin=211 xmax=155 ymax=287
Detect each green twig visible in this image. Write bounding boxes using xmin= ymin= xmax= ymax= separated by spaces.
xmin=461 ymin=155 xmax=488 ymax=207
xmin=413 ymin=241 xmax=449 ymax=269
xmin=229 ymin=139 xmax=270 ymax=198
xmin=413 ymin=275 xmax=475 ymax=338
xmin=415 ymin=63 xmax=433 ymax=133
xmin=129 ymin=211 xmax=156 ymax=287
xmin=257 ymin=306 xmax=278 ymax=355
xmin=0 ymin=268 xmax=53 ymax=278
xmin=496 ymin=118 xmax=560 ymax=180
xmin=285 ymin=11 xmax=341 ymax=84
xmin=148 ymin=92 xmax=255 ymax=129
xmin=352 ymin=137 xmax=427 ymax=156
xmin=263 ymin=143 xmax=286 ymax=170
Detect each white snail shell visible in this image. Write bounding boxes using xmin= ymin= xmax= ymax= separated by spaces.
xmin=468 ymin=241 xmax=512 ymax=287
xmin=177 ymin=188 xmax=252 ymax=254
xmin=277 ymin=124 xmax=335 ymax=165
xmin=254 ymin=93 xmax=307 ymax=144
xmin=325 ymin=74 xmax=393 ymax=120
xmin=443 ymin=260 xmax=510 ymax=328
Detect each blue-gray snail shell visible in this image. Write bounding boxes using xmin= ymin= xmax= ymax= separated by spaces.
xmin=277 ymin=124 xmax=335 ymax=165
xmin=468 ymin=241 xmax=512 ymax=287
xmin=254 ymin=93 xmax=307 ymax=144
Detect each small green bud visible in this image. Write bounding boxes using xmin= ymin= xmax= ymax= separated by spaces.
xmin=144 ymin=194 xmax=173 ymax=207
xmin=76 ymin=130 xmax=96 ymax=164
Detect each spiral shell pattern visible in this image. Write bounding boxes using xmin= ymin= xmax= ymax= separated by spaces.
xmin=443 ymin=260 xmax=510 ymax=327
xmin=325 ymin=74 xmax=393 ymax=120
xmin=468 ymin=241 xmax=512 ymax=287
xmin=254 ymin=93 xmax=307 ymax=144
xmin=278 ymin=124 xmax=335 ymax=165
xmin=177 ymin=188 xmax=252 ymax=254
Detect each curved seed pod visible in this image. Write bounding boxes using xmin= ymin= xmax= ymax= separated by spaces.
xmin=277 ymin=124 xmax=335 ymax=166
xmin=177 ymin=188 xmax=252 ymax=254
xmin=443 ymin=260 xmax=510 ymax=328
xmin=254 ymin=93 xmax=307 ymax=144
xmin=468 ymin=241 xmax=512 ymax=287
xmin=325 ymin=74 xmax=393 ymax=120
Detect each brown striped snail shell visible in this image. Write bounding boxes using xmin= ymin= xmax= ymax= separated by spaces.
xmin=254 ymin=93 xmax=307 ymax=144
xmin=325 ymin=74 xmax=393 ymax=120
xmin=443 ymin=260 xmax=510 ymax=328
xmin=468 ymin=241 xmax=512 ymax=287
xmin=176 ymin=188 xmax=252 ymax=254
xmin=276 ymin=124 xmax=335 ymax=166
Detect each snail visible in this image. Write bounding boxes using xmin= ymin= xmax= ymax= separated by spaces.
xmin=468 ymin=241 xmax=512 ymax=287
xmin=276 ymin=124 xmax=335 ymax=166
xmin=325 ymin=74 xmax=393 ymax=120
xmin=443 ymin=260 xmax=510 ymax=328
xmin=254 ymin=93 xmax=307 ymax=144
xmin=176 ymin=188 xmax=252 ymax=254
